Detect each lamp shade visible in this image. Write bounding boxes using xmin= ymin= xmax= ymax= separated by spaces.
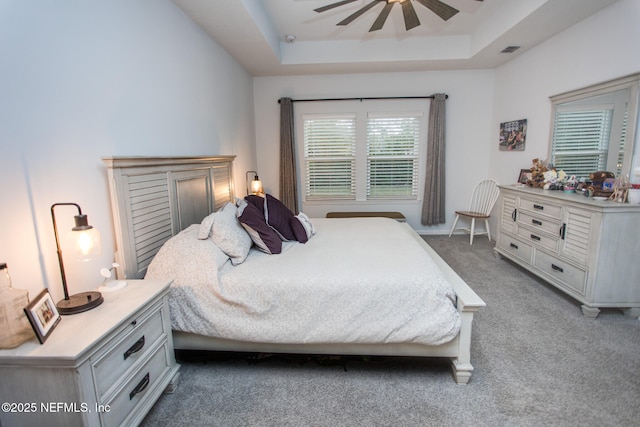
xmin=246 ymin=170 xmax=265 ymax=196
xmin=68 ymin=215 xmax=101 ymax=261
xmin=251 ymin=176 xmax=264 ymax=195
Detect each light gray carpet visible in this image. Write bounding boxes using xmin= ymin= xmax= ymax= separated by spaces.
xmin=142 ymin=235 xmax=640 ymax=427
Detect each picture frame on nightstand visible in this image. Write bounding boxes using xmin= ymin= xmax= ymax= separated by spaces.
xmin=24 ymin=289 xmax=61 ymax=344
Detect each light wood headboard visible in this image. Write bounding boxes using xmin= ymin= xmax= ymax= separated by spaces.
xmin=103 ymin=156 xmax=235 ymax=279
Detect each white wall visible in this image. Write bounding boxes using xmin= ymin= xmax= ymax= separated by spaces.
xmin=490 ymin=0 xmax=640 ymax=186
xmin=0 ymin=1 xmax=256 ymax=302
xmin=253 ymin=70 xmax=495 ymax=233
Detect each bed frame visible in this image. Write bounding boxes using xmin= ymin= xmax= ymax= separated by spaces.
xmin=103 ymin=156 xmax=485 ymax=384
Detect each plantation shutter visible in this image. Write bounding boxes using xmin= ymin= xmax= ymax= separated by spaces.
xmin=551 ymin=107 xmax=613 ymax=179
xmin=366 ymin=113 xmax=420 ymax=199
xmin=616 ymin=105 xmax=628 ymax=176
xmin=303 ymin=115 xmax=356 ymax=200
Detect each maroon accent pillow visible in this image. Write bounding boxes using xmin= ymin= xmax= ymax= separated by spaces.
xmin=264 ymin=194 xmax=296 ymax=241
xmin=245 ymin=195 xmax=265 ymax=214
xmin=290 ymin=216 xmax=308 ymax=243
xmin=237 ymin=202 xmax=282 ymax=254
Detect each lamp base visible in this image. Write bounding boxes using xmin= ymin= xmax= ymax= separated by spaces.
xmin=57 ymin=291 xmax=104 ymax=315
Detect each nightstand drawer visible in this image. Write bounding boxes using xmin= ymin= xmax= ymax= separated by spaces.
xmin=92 ymin=301 xmax=167 ymax=398
xmin=102 ymin=342 xmax=171 ymax=427
xmin=534 ymin=251 xmax=587 ymax=295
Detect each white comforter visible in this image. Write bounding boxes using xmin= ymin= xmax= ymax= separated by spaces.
xmin=146 ymin=217 xmax=461 ymax=346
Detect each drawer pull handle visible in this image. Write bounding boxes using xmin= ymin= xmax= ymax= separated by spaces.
xmin=532 ymin=219 xmax=542 ymax=226
xmin=124 ymin=336 xmax=145 ymax=360
xmin=551 ymin=264 xmax=564 ymax=273
xmin=511 ymin=209 xmax=517 ymax=221
xmin=510 ymin=243 xmax=519 ymax=249
xmin=530 ymin=234 xmax=541 ymax=241
xmin=129 ymin=373 xmax=150 ymax=400
xmin=533 ymin=204 xmax=544 ymax=210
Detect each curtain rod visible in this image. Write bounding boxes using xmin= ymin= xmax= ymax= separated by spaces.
xmin=277 ymin=94 xmax=447 ymax=104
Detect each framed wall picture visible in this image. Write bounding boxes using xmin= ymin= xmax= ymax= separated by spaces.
xmin=24 ymin=289 xmax=61 ymax=344
xmin=499 ymin=119 xmax=527 ymax=151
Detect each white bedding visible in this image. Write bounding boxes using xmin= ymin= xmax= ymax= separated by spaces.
xmin=146 ymin=217 xmax=461 ymax=346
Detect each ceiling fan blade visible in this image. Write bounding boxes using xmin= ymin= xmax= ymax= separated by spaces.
xmin=337 ymin=0 xmax=381 ymax=26
xmin=415 ymin=0 xmax=459 ymax=21
xmin=401 ymin=0 xmax=420 ymax=31
xmin=314 ymin=0 xmax=358 ymax=13
xmin=369 ymin=2 xmax=393 ymax=32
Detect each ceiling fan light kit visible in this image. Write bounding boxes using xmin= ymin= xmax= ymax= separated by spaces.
xmin=315 ymin=0 xmax=482 ymax=32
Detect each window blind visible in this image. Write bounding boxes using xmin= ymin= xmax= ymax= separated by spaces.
xmin=551 ymin=108 xmax=613 ymax=179
xmin=303 ymin=115 xmax=356 ymax=200
xmin=366 ymin=114 xmax=420 ymax=199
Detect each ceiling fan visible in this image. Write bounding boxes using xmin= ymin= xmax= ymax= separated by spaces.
xmin=314 ymin=0 xmax=483 ymax=32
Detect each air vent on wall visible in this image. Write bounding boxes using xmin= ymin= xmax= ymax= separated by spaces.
xmin=501 ymin=45 xmax=521 ymax=53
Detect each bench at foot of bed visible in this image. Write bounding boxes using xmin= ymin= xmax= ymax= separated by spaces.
xmin=326 ymin=211 xmax=406 ymax=222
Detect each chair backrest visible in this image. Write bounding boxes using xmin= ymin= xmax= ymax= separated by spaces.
xmin=467 ymin=179 xmax=500 ymax=215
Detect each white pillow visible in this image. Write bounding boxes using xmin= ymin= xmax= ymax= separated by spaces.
xmin=198 ymin=212 xmax=216 ymax=240
xmin=211 ymin=202 xmax=252 ymax=265
xmin=296 ymin=212 xmax=316 ymax=240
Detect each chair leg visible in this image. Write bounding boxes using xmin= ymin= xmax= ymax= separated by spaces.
xmin=485 ymin=219 xmax=492 ymax=241
xmin=448 ymin=214 xmax=460 ymax=238
xmin=469 ymin=218 xmax=475 ymax=245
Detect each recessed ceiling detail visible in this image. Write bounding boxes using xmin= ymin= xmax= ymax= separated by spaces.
xmin=314 ymin=0 xmax=483 ymax=32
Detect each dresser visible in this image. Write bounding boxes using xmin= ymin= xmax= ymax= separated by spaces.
xmin=0 ymin=280 xmax=180 ymax=426
xmin=494 ymin=185 xmax=640 ymax=318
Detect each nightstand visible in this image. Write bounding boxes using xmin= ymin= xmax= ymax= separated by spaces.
xmin=0 ymin=279 xmax=180 ymax=426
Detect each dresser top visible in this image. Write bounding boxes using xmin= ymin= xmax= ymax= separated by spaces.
xmin=499 ymin=184 xmax=640 ymax=212
xmin=0 ymin=280 xmax=171 ymax=365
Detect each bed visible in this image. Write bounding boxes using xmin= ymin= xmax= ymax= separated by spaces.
xmin=103 ymin=156 xmax=485 ymax=384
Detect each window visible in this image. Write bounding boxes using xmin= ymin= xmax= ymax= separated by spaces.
xmin=551 ymin=107 xmax=613 ymax=178
xmin=366 ymin=114 xmax=420 ymax=199
xmin=303 ymin=115 xmax=356 ymax=200
xmin=302 ymin=109 xmax=423 ymax=202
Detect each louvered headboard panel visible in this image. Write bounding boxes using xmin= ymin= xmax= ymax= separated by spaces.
xmin=103 ymin=156 xmax=235 ymax=279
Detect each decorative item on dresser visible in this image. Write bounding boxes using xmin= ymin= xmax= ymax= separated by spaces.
xmin=0 ymin=279 xmax=180 ymax=427
xmin=494 ymin=185 xmax=640 ymax=318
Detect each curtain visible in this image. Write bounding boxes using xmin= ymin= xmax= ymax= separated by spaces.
xmin=421 ymin=93 xmax=447 ymax=225
xmin=279 ymin=97 xmax=298 ymax=213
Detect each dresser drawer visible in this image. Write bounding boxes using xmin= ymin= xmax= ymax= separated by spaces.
xmin=498 ymin=233 xmax=532 ymax=264
xmin=102 ymin=342 xmax=171 ymax=427
xmin=92 ymin=301 xmax=167 ymax=398
xmin=534 ymin=251 xmax=587 ymax=296
xmin=516 ymin=227 xmax=558 ymax=252
xmin=518 ymin=197 xmax=562 ymax=219
xmin=517 ymin=211 xmax=561 ymax=236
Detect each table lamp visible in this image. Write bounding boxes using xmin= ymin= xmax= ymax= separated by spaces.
xmin=51 ymin=203 xmax=103 ymax=315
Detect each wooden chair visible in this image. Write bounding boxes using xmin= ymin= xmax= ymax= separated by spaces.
xmin=448 ymin=179 xmax=500 ymax=245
